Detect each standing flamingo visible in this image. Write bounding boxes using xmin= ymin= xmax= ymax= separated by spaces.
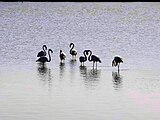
xmin=112 ymin=56 xmax=123 ymax=71
xmin=79 ymin=50 xmax=88 ymax=66
xmin=88 ymin=50 xmax=101 ymax=69
xmin=60 ymin=50 xmax=66 ymax=63
xmin=37 ymin=45 xmax=47 ymax=57
xmin=36 ymin=49 xmax=53 ymax=66
xmin=69 ymin=43 xmax=77 ymax=60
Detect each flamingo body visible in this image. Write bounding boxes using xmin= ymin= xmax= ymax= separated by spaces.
xmin=79 ymin=57 xmax=86 ymax=63
xmin=70 ymin=50 xmax=77 ymax=56
xmin=36 ymin=57 xmax=48 ymax=64
xmin=60 ymin=50 xmax=66 ymax=63
xmin=90 ymin=55 xmax=102 ymax=63
xmin=37 ymin=51 xmax=45 ymax=57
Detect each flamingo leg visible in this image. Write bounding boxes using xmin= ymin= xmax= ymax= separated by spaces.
xmin=118 ymin=68 xmax=120 ymax=74
xmin=93 ymin=62 xmax=94 ymax=69
xmin=96 ymin=62 xmax=97 ymax=69
xmin=118 ymin=64 xmax=119 ymax=71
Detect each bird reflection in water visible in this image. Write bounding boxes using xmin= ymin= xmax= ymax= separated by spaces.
xmin=79 ymin=66 xmax=87 ymax=78
xmin=59 ymin=62 xmax=66 ymax=80
xmin=70 ymin=59 xmax=77 ymax=67
xmin=69 ymin=59 xmax=77 ymax=75
xmin=112 ymin=71 xmax=123 ymax=90
xmin=79 ymin=66 xmax=101 ymax=90
xmin=37 ymin=64 xmax=53 ymax=91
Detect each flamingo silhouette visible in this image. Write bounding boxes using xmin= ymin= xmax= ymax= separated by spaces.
xmin=36 ymin=49 xmax=53 ymax=66
xmin=60 ymin=50 xmax=66 ymax=63
xmin=79 ymin=50 xmax=88 ymax=66
xmin=112 ymin=56 xmax=123 ymax=71
xmin=37 ymin=45 xmax=47 ymax=57
xmin=88 ymin=50 xmax=101 ymax=69
xmin=69 ymin=43 xmax=77 ymax=60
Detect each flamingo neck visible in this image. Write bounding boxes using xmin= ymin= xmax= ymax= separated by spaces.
xmin=70 ymin=44 xmax=74 ymax=54
xmin=48 ymin=50 xmax=52 ymax=62
xmin=83 ymin=50 xmax=87 ymax=60
xmin=88 ymin=50 xmax=92 ymax=61
xmin=43 ymin=46 xmax=47 ymax=55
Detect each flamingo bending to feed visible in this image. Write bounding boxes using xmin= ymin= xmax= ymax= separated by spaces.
xmin=60 ymin=50 xmax=66 ymax=63
xmin=112 ymin=56 xmax=123 ymax=71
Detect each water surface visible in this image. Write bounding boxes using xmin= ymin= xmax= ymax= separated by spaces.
xmin=0 ymin=2 xmax=160 ymax=120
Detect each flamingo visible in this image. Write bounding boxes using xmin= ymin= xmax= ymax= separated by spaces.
xmin=88 ymin=50 xmax=101 ymax=69
xmin=112 ymin=56 xmax=123 ymax=71
xmin=36 ymin=49 xmax=53 ymax=66
xmin=79 ymin=50 xmax=88 ymax=66
xmin=69 ymin=43 xmax=77 ymax=60
xmin=37 ymin=45 xmax=47 ymax=57
xmin=60 ymin=50 xmax=66 ymax=63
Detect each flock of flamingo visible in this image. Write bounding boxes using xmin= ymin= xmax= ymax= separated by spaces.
xmin=36 ymin=43 xmax=123 ymax=71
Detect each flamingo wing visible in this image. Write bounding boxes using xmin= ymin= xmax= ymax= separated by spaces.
xmin=37 ymin=51 xmax=45 ymax=57
xmin=36 ymin=56 xmax=48 ymax=63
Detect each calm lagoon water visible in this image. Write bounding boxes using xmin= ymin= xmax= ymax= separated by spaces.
xmin=0 ymin=2 xmax=160 ymax=120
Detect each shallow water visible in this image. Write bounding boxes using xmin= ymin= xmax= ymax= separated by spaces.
xmin=0 ymin=2 xmax=160 ymax=120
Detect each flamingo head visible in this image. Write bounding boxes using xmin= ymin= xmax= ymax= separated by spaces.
xmin=43 ymin=45 xmax=47 ymax=50
xmin=49 ymin=49 xmax=53 ymax=53
xmin=70 ymin=43 xmax=74 ymax=47
xmin=84 ymin=50 xmax=89 ymax=55
xmin=85 ymin=50 xmax=90 ymax=55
